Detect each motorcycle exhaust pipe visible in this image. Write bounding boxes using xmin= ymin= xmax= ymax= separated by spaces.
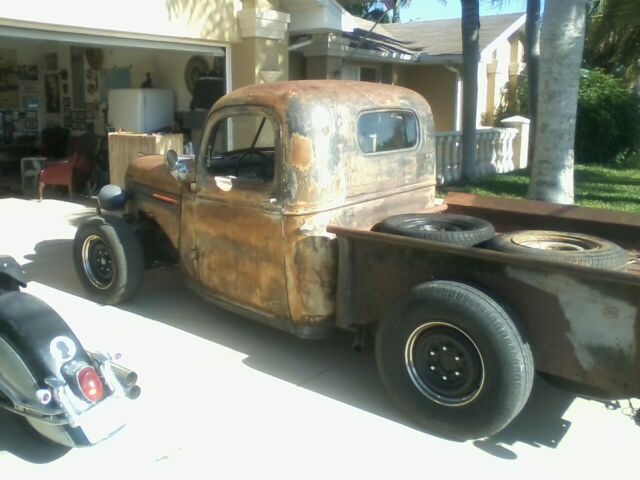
xmin=125 ymin=384 xmax=141 ymax=400
xmin=111 ymin=363 xmax=138 ymax=388
xmin=110 ymin=363 xmax=141 ymax=399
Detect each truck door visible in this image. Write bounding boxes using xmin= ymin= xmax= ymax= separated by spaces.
xmin=194 ymin=106 xmax=289 ymax=320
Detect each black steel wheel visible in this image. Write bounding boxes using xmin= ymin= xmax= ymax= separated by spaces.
xmin=379 ymin=213 xmax=495 ymax=246
xmin=81 ymin=235 xmax=115 ymax=290
xmin=405 ymin=321 xmax=485 ymax=407
xmin=73 ymin=215 xmax=144 ymax=305
xmin=376 ymin=281 xmax=534 ymax=440
xmin=487 ymin=230 xmax=628 ymax=269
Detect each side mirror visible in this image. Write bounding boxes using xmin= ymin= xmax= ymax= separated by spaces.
xmin=165 ymin=149 xmax=195 ymax=184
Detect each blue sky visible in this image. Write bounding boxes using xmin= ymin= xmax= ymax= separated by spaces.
xmin=400 ymin=0 xmax=529 ymax=22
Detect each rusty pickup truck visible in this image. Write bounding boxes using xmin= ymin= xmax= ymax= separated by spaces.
xmin=73 ymin=80 xmax=640 ymax=440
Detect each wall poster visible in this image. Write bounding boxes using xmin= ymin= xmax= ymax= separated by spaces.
xmin=0 ymin=49 xmax=19 ymax=110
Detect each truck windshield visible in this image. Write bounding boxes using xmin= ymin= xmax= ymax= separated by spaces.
xmin=204 ymin=113 xmax=276 ymax=182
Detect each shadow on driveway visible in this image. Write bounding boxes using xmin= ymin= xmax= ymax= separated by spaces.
xmin=12 ymin=237 xmax=580 ymax=460
xmin=0 ymin=411 xmax=70 ymax=463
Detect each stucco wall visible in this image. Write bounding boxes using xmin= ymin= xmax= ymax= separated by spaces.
xmin=483 ymin=30 xmax=526 ymax=125
xmin=231 ymin=36 xmax=288 ymax=89
xmin=396 ymin=64 xmax=458 ymax=132
xmin=0 ymin=0 xmax=240 ymax=44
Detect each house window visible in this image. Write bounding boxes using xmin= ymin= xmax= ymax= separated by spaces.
xmin=204 ymin=113 xmax=276 ymax=183
xmin=357 ymin=110 xmax=418 ymax=154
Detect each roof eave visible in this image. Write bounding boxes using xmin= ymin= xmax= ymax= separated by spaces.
xmin=417 ymin=53 xmax=463 ymax=65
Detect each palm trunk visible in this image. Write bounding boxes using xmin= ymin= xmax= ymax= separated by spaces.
xmin=392 ymin=5 xmax=401 ymax=23
xmin=527 ymin=0 xmax=589 ymax=204
xmin=461 ymin=0 xmax=480 ymax=181
xmin=525 ymin=0 xmax=541 ymax=160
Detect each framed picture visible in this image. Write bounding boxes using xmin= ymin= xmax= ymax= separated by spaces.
xmin=85 ymin=103 xmax=95 ymax=120
xmin=63 ymin=97 xmax=70 ymax=107
xmin=22 ymin=97 xmax=38 ymax=109
xmin=25 ymin=119 xmax=38 ymax=130
xmin=18 ymin=65 xmax=38 ymax=81
xmin=25 ymin=110 xmax=37 ymax=119
xmin=77 ymin=110 xmax=86 ymax=120
xmin=45 ymin=73 xmax=60 ymax=113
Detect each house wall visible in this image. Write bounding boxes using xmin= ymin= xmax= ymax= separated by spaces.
xmin=231 ymin=36 xmax=288 ymax=88
xmin=396 ymin=64 xmax=458 ymax=132
xmin=482 ymin=31 xmax=526 ymax=126
xmin=0 ymin=0 xmax=240 ymax=44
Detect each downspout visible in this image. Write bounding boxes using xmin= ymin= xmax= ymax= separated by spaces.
xmin=443 ymin=64 xmax=462 ymax=131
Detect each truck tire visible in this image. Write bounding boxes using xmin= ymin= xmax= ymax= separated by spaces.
xmin=487 ymin=230 xmax=628 ymax=270
xmin=376 ymin=281 xmax=534 ymax=440
xmin=379 ymin=213 xmax=495 ymax=246
xmin=73 ymin=215 xmax=144 ymax=305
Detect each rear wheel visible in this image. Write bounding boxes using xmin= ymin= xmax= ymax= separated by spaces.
xmin=376 ymin=281 xmax=534 ymax=440
xmin=379 ymin=213 xmax=495 ymax=246
xmin=487 ymin=230 xmax=628 ymax=269
xmin=73 ymin=215 xmax=144 ymax=304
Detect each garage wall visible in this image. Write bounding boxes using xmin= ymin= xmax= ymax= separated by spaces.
xmin=0 ymin=0 xmax=240 ymax=44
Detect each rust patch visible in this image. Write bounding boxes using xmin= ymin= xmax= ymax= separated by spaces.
xmin=290 ymin=132 xmax=313 ymax=172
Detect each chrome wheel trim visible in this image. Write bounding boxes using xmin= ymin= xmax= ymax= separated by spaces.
xmin=404 ymin=321 xmax=485 ymax=407
xmin=81 ymin=235 xmax=115 ymax=290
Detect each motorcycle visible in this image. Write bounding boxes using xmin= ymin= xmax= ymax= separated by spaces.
xmin=0 ymin=255 xmax=140 ymax=447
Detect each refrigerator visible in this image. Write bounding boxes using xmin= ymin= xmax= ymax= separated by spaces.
xmin=108 ymin=88 xmax=174 ymax=133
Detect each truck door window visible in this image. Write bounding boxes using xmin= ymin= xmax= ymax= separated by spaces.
xmin=205 ymin=113 xmax=276 ymax=183
xmin=357 ymin=110 xmax=418 ymax=154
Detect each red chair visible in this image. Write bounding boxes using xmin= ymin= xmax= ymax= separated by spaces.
xmin=39 ymin=134 xmax=96 ymax=200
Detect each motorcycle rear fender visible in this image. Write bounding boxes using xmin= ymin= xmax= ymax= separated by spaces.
xmin=0 ymin=292 xmax=91 ymax=409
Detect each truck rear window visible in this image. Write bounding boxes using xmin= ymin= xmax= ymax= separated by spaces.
xmin=357 ymin=110 xmax=418 ymax=154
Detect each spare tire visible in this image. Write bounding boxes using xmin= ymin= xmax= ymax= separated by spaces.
xmin=487 ymin=230 xmax=628 ymax=270
xmin=379 ymin=213 xmax=495 ymax=246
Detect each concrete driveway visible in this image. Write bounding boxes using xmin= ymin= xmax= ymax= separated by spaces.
xmin=0 ymin=197 xmax=638 ymax=479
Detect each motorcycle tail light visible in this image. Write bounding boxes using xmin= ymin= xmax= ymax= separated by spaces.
xmin=77 ymin=366 xmax=104 ymax=403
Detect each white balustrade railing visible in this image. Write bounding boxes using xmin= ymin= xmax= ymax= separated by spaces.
xmin=435 ymin=127 xmax=519 ymax=185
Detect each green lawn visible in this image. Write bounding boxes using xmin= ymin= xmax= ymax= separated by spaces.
xmin=437 ymin=157 xmax=640 ymax=213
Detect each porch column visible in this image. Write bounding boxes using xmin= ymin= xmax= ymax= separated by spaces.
xmin=232 ymin=1 xmax=290 ymax=89
xmin=501 ymin=115 xmax=530 ymax=169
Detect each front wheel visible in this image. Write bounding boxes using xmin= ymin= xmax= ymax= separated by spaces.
xmin=376 ymin=281 xmax=534 ymax=440
xmin=73 ymin=215 xmax=144 ymax=305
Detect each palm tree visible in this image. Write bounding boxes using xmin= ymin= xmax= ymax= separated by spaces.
xmin=390 ymin=0 xmax=412 ymax=23
xmin=585 ymin=0 xmax=640 ymax=79
xmin=460 ymin=0 xmax=481 ymax=181
xmin=527 ymin=0 xmax=590 ymax=204
xmin=525 ymin=0 xmax=541 ymax=158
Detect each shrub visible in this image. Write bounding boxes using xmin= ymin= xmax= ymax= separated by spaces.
xmin=575 ymin=69 xmax=640 ymax=164
xmin=493 ymin=73 xmax=529 ymax=125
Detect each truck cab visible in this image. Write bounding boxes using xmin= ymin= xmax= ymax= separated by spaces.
xmin=118 ymin=80 xmax=437 ymax=338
